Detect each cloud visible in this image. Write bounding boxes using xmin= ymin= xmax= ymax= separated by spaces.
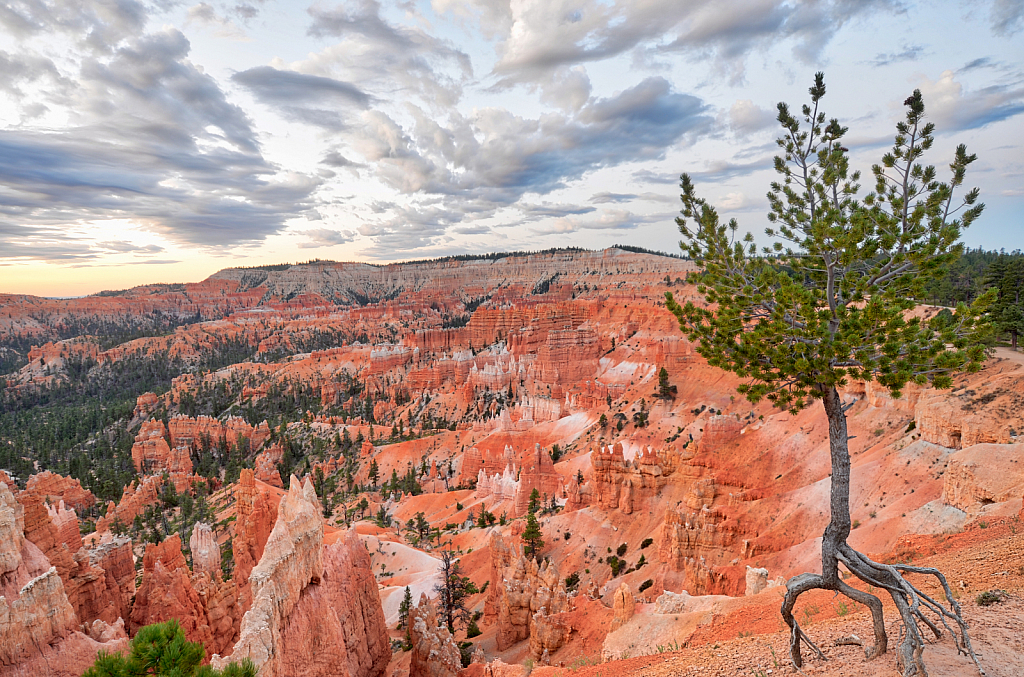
xmin=185 ymin=3 xmax=247 ymax=39
xmin=990 ymin=0 xmax=1024 ymax=35
xmin=917 ymin=70 xmax=1024 ymax=132
xmin=302 ymin=0 xmax=472 ymax=108
xmin=346 ymin=76 xmax=710 ymax=254
xmin=589 ymin=191 xmax=675 ymax=204
xmin=726 ymin=99 xmax=776 ymax=134
xmin=869 ymin=44 xmax=926 ymax=67
xmin=232 ymin=66 xmax=371 ymax=129
xmin=530 ymin=208 xmax=668 ymax=234
xmin=456 ymin=0 xmax=894 ymax=87
xmin=0 ymin=27 xmax=320 ymax=261
xmin=297 ymin=228 xmax=356 ymax=248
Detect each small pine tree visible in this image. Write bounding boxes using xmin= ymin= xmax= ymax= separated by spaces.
xmin=658 ymin=367 xmax=672 ymax=398
xmin=369 ymin=459 xmax=379 ymax=488
xmin=527 ymin=488 xmax=541 ymax=515
xmin=521 ymin=511 xmax=544 ymax=562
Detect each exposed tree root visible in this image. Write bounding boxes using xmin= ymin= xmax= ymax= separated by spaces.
xmin=780 ymin=543 xmax=986 ymax=677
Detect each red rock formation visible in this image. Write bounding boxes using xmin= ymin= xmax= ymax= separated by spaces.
xmin=96 ymin=475 xmax=163 ymax=533
xmin=232 ymin=469 xmax=278 ymax=613
xmin=698 ymin=415 xmax=743 ymax=453
xmin=277 ymin=529 xmax=390 ymax=677
xmin=590 ymin=443 xmax=679 ymax=514
xmin=131 ymin=420 xmax=193 ymax=477
xmin=25 ymin=471 xmax=96 ymax=512
xmin=90 ymin=534 xmax=136 ymax=623
xmin=0 ymin=567 xmax=79 ymax=666
xmin=135 ymin=392 xmax=159 ymax=417
xmin=254 ymin=443 xmax=285 ymax=488
xmin=610 ymin=582 xmax=635 ymax=631
xmin=512 ymin=444 xmax=562 ymax=517
xmin=190 ymin=522 xmax=221 ymax=580
xmin=490 ymin=530 xmax=570 ymax=653
xmin=130 ymin=536 xmax=208 ymax=641
xmin=942 ymin=443 xmax=1024 ymax=510
xmin=657 ymin=507 xmax=739 ymax=596
xmin=409 ymin=593 xmax=462 ymax=677
xmin=214 ymin=476 xmax=323 ymax=676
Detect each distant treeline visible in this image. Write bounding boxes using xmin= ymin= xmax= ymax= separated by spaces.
xmin=922 ymin=248 xmax=1022 ymax=305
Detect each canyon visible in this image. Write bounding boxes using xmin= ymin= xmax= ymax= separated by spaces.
xmin=1 ymin=248 xmax=1022 ymax=677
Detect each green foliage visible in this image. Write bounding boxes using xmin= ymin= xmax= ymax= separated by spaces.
xmin=640 ymin=537 xmax=654 ymax=549
xmin=658 ymin=367 xmax=673 ymax=398
xmin=638 ymin=579 xmax=654 ymax=593
xmin=466 ymin=620 xmax=482 ymax=638
xmin=565 ymin=572 xmax=580 ymax=591
xmin=549 ymin=444 xmax=562 ymax=463
xmin=83 ymin=620 xmax=255 ymax=677
xmin=527 ymin=487 xmax=541 ymax=515
xmin=665 ymin=73 xmax=990 ymax=413
xmin=616 ymin=543 xmax=628 ymax=557
xmin=985 ymin=255 xmax=1024 ymax=349
xmin=521 ymin=511 xmax=544 ymax=562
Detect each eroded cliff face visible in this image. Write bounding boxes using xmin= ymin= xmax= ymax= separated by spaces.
xmin=408 ymin=594 xmax=461 ymax=677
xmin=277 ymin=529 xmax=390 ymax=677
xmin=0 ymin=482 xmax=128 ymax=674
xmin=488 ymin=531 xmax=572 ymax=654
xmin=214 ymin=476 xmax=324 ymax=676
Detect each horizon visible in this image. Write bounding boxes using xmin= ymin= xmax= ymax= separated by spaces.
xmin=2 ymin=0 xmax=1022 ymax=297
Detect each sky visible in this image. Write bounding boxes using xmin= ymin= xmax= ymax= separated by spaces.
xmin=1 ymin=0 xmax=1022 ymax=297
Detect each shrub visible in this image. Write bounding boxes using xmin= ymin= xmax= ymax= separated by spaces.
xmin=83 ymin=620 xmax=256 ymax=677
xmin=616 ymin=543 xmax=628 ymax=557
xmin=638 ymin=579 xmax=653 ymax=593
xmin=466 ymin=620 xmax=482 ymax=638
xmin=640 ymin=537 xmax=654 ymax=549
xmin=976 ymin=590 xmax=1006 ymax=606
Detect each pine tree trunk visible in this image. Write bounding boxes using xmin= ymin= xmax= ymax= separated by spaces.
xmin=820 ymin=386 xmax=851 ymax=587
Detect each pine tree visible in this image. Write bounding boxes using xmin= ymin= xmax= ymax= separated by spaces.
xmin=521 ymin=511 xmax=544 ymax=562
xmin=527 ymin=487 xmax=540 ymax=515
xmin=398 ymin=585 xmax=413 ymax=649
xmin=986 ymin=256 xmax=1024 ymax=350
xmin=434 ymin=548 xmax=479 ymax=635
xmin=657 ymin=367 xmax=672 ymax=398
xmin=369 ymin=459 xmax=380 ymax=488
xmin=665 ymin=74 xmax=988 ymax=675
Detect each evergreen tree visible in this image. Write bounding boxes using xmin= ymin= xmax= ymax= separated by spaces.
xmin=665 ymin=74 xmax=987 ymax=675
xmin=985 ymin=256 xmax=1024 ymax=350
xmin=521 ymin=511 xmax=544 ymax=562
xmin=398 ymin=585 xmax=413 ymax=649
xmin=434 ymin=548 xmax=479 ymax=635
xmin=658 ymin=367 xmax=672 ymax=398
xmin=527 ymin=488 xmax=540 ymax=515
xmin=369 ymin=459 xmax=380 ymax=488
xmin=82 ymin=619 xmax=255 ymax=677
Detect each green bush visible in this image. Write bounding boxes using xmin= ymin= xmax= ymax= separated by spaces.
xmin=616 ymin=543 xmax=628 ymax=557
xmin=83 ymin=620 xmax=256 ymax=677
xmin=640 ymin=538 xmax=653 ymax=549
xmin=638 ymin=579 xmax=653 ymax=593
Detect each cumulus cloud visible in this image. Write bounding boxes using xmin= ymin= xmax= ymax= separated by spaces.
xmin=916 ymin=70 xmax=1024 ymax=132
xmin=185 ymin=3 xmax=247 ymax=38
xmin=726 ymin=99 xmax=776 ymax=134
xmin=530 ymin=208 xmax=668 ymax=234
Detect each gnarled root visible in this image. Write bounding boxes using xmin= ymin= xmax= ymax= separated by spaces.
xmin=780 ymin=544 xmax=985 ymax=677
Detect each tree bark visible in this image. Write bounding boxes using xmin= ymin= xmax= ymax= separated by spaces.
xmin=820 ymin=386 xmax=851 ymax=587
